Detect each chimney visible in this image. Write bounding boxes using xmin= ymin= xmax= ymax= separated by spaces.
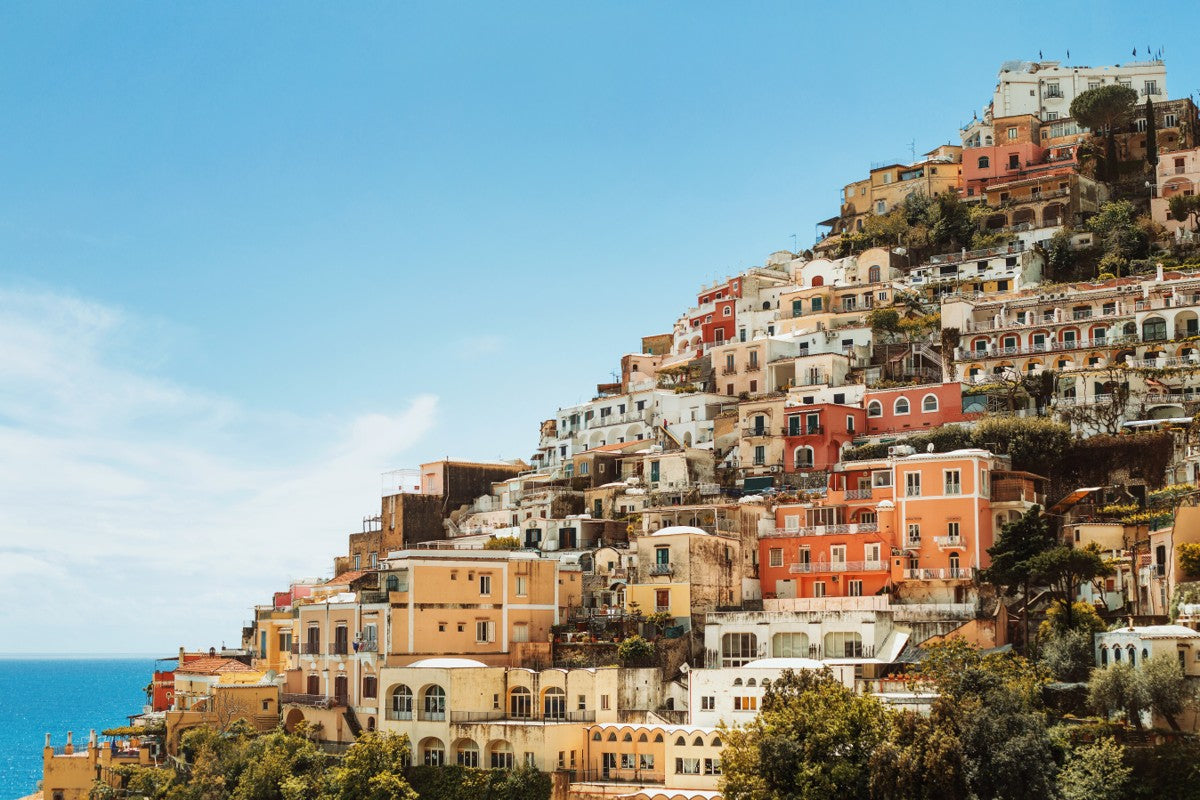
xmin=89 ymin=729 xmax=97 ymax=750
xmin=1157 ymin=263 xmax=1164 ymax=282
xmin=65 ymin=730 xmax=74 ymax=755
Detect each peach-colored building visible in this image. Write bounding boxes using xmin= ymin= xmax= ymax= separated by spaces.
xmin=1152 ymin=145 xmax=1200 ymax=239
xmin=759 ymin=449 xmax=1044 ymax=603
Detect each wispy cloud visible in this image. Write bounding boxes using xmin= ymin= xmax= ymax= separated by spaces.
xmin=0 ymin=287 xmax=438 ymax=653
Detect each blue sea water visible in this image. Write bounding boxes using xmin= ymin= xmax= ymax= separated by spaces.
xmin=0 ymin=657 xmax=154 ymax=800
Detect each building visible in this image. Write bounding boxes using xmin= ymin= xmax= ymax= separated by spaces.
xmin=863 ymin=383 xmax=978 ymax=437
xmin=759 ymin=449 xmax=1043 ymax=603
xmin=833 ymin=146 xmax=964 ymax=236
xmin=574 ymin=722 xmax=724 ymax=799
xmin=625 ymin=526 xmax=742 ymax=629
xmin=378 ymin=548 xmax=580 ymax=667
xmin=990 ymin=59 xmax=1166 ymax=122
xmin=1152 ymin=145 xmax=1200 ymax=239
xmin=979 ymin=172 xmax=1107 ymax=234
xmin=41 ymin=731 xmax=158 ymax=800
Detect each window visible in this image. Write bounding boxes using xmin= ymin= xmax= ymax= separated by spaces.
xmin=1143 ymin=317 xmax=1167 ymax=341
xmin=944 ymin=469 xmax=962 ymax=495
xmin=1144 ymin=80 xmax=1159 ymax=96
xmin=423 ymin=739 xmax=445 ymax=766
xmin=977 ymin=155 xmax=990 ymax=169
xmin=422 ymin=686 xmax=446 ymax=720
xmin=389 ymin=685 xmax=413 ymax=719
xmin=479 ymin=575 xmax=492 ymax=596
xmin=825 ymin=631 xmax=864 ymax=657
xmin=980 ymin=470 xmax=989 ymax=498
xmin=515 ymin=576 xmax=527 ymax=597
xmin=363 ymin=675 xmax=377 ymax=699
xmin=722 ymin=632 xmax=758 ymax=667
xmin=867 ymin=400 xmax=883 ymax=417
xmin=701 ymin=695 xmax=716 ymax=710
xmin=773 ymin=631 xmax=810 ymax=658
xmin=1008 ymin=153 xmax=1019 ymax=170
xmin=754 ymin=445 xmax=765 ymax=465
xmin=1166 ymin=113 xmax=1178 ymax=128
xmin=907 ymin=523 xmax=921 ymax=545
xmin=640 ymin=754 xmax=655 ymax=770
xmin=813 ymin=581 xmax=826 ymax=598
xmin=490 ymin=743 xmax=514 ymax=770
xmin=733 ymin=696 xmax=758 ymax=712
xmin=846 ymin=415 xmax=855 ymax=433
xmin=905 ymin=472 xmax=921 ymax=497
xmin=794 ymin=447 xmax=814 ymax=469
xmin=1044 ymin=82 xmax=1062 ymax=98
xmin=654 ymin=589 xmax=670 ymax=612
xmin=894 ymin=397 xmax=910 ymax=415
xmin=476 ymin=620 xmax=495 ymax=643
xmin=872 ymin=470 xmax=892 ymax=488
xmin=868 ymin=265 xmax=881 ymax=282
xmin=875 ymin=200 xmax=886 ymax=214
xmin=1007 ymin=127 xmax=1018 ymax=139
xmin=509 ymin=687 xmax=532 ymax=718
xmin=705 ymin=758 xmax=722 ymax=775
xmin=676 ymin=758 xmax=702 ymax=775
xmin=848 ymin=579 xmax=863 ymax=596
xmin=600 ymin=695 xmax=611 ymax=710
xmin=769 ymin=548 xmax=783 ymax=568
xmin=812 ymin=296 xmax=824 ymax=312
xmin=922 ymin=394 xmax=939 ymax=413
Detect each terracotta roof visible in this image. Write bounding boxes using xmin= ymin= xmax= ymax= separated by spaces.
xmin=175 ymin=657 xmax=252 ymax=676
xmin=584 ymin=440 xmax=649 ymax=454
xmin=326 ymin=570 xmax=365 ymax=586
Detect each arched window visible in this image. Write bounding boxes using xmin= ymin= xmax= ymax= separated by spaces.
xmin=712 ymin=736 xmax=723 ymax=747
xmin=868 ymin=265 xmax=881 ymax=283
xmin=1100 ymin=647 xmax=1108 ymax=666
xmin=389 ymin=685 xmax=413 ymax=720
xmin=420 ymin=737 xmax=445 ymax=766
xmin=509 ymin=686 xmax=532 ymax=718
xmin=922 ymin=394 xmax=939 ymax=413
xmin=693 ymin=736 xmax=705 ymax=746
xmin=867 ymin=400 xmax=883 ymax=418
xmin=622 ymin=733 xmax=633 ymax=742
xmin=733 ymin=677 xmax=743 ymax=686
xmin=1143 ymin=317 xmax=1167 ymax=341
xmin=1114 ymin=646 xmax=1122 ymax=662
xmin=773 ymin=632 xmax=811 ymax=658
xmin=543 ymin=687 xmax=566 ymax=720
xmin=1142 ymin=648 xmax=1150 ymax=663
xmin=794 ymin=446 xmax=814 ymax=469
xmin=654 ymin=733 xmax=664 ymax=743
xmin=894 ymin=397 xmax=910 ymax=415
xmin=422 ymin=685 xmax=446 ymax=720
xmin=607 ymin=732 xmax=617 ymax=742
xmin=722 ymin=633 xmax=757 ymax=667
xmin=977 ymin=155 xmax=990 ymax=169
xmin=455 ymin=739 xmax=480 ymax=767
xmin=489 ymin=741 xmax=514 ymax=769
xmin=949 ymin=552 xmax=960 ymax=576
xmin=1128 ymin=646 xmax=1137 ymax=666
xmin=812 ymin=275 xmax=825 ymax=287
xmin=592 ymin=732 xmax=602 ymax=741
xmin=746 ymin=678 xmax=757 ymax=687
xmin=675 ymin=736 xmax=687 ymax=746
xmin=637 ymin=733 xmax=648 ymax=743
xmin=385 ymin=575 xmax=399 ymax=592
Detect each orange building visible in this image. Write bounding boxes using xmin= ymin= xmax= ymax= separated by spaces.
xmin=759 ymin=449 xmax=1044 ymax=602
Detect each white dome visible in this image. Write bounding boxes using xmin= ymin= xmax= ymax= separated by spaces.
xmin=406 ymin=657 xmax=488 ymax=668
xmin=649 ymin=525 xmax=710 ymax=537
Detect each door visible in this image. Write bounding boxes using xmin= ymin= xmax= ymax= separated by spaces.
xmin=334 ymin=625 xmax=349 ymax=655
xmin=306 ymin=674 xmax=320 ymax=696
xmin=333 ymin=675 xmax=348 ymax=706
xmin=602 ymin=752 xmax=617 ymax=778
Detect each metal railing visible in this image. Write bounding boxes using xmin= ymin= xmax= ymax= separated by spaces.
xmin=570 ymin=769 xmax=666 ymax=785
xmin=933 ymin=535 xmax=964 ymax=549
xmin=903 ymin=567 xmax=974 ymax=580
xmin=282 ymin=693 xmax=333 ymax=708
xmin=844 ymin=488 xmax=874 ymax=500
xmin=649 ymin=563 xmax=674 ymax=576
xmin=385 ymin=708 xmax=413 ymax=721
xmin=764 ymin=522 xmax=878 ymax=538
xmin=301 ymin=642 xmax=321 ymax=655
xmin=449 ymin=710 xmax=596 ymax=723
xmin=788 ymin=560 xmax=886 ymax=573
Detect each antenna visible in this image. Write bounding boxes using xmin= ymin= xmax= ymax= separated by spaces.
xmin=790 ymin=234 xmax=799 ymax=252
xmin=909 ymin=139 xmax=916 ymax=162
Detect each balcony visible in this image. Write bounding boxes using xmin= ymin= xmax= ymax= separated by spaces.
xmin=903 ymin=538 xmax=921 ymax=549
xmin=789 ymin=560 xmax=886 ymax=573
xmin=765 ymin=522 xmax=879 ymax=538
xmin=902 ymin=567 xmax=974 ymax=580
xmin=283 ymin=693 xmax=334 ymax=709
xmin=785 ymin=426 xmax=824 ymax=438
xmin=301 ymin=642 xmax=321 ymax=655
xmin=844 ymin=488 xmax=874 ymax=500
xmin=933 ymin=535 xmax=965 ymax=549
xmin=329 ymin=643 xmax=350 ymax=656
xmin=385 ymin=708 xmax=413 ymax=721
xmin=450 ymin=710 xmax=596 ymax=724
xmin=742 ymin=426 xmax=785 ymax=437
xmin=419 ymin=709 xmax=446 ymax=721
xmin=571 ymin=769 xmax=666 ymax=786
xmin=649 ymin=563 xmax=674 ymax=576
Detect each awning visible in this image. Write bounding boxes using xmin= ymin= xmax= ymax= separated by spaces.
xmin=1048 ymin=487 xmax=1102 ymax=515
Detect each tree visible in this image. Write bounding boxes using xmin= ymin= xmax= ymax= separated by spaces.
xmin=982 ymin=506 xmax=1057 ymax=651
xmin=1142 ymin=653 xmax=1196 ymax=731
xmin=1087 ymin=201 xmax=1150 ymax=272
xmin=1168 ymin=194 xmax=1200 ymax=232
xmin=929 ymin=192 xmax=976 ymax=253
xmin=321 ymin=732 xmax=417 ymax=800
xmin=869 ymin=707 xmax=968 ymax=800
xmin=484 ymin=535 xmax=521 ymax=550
xmin=232 ymin=731 xmax=327 ymax=800
xmin=1178 ymin=542 xmax=1200 ymax=581
xmin=1070 ymin=85 xmax=1138 ymax=180
xmin=1144 ymin=97 xmax=1159 ymax=170
xmin=1088 ymin=662 xmax=1149 ymax=727
xmin=867 ymin=308 xmax=902 ymax=342
xmin=1030 ymin=545 xmax=1114 ymax=631
xmin=617 ymin=635 xmax=654 ymax=666
xmin=720 ymin=668 xmax=892 ymax=800
xmin=1058 ymin=736 xmax=1132 ymax=800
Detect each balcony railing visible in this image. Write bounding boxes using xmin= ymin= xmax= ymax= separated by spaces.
xmin=765 ymin=522 xmax=879 ymax=538
xmin=329 ymin=643 xmax=350 ymax=656
xmin=902 ymin=567 xmax=974 ymax=580
xmin=301 ymin=642 xmax=321 ymax=655
xmin=789 ymin=560 xmax=886 ymax=573
xmin=845 ymin=488 xmax=874 ymax=500
xmin=571 ymin=769 xmax=666 ymax=785
xmin=649 ymin=563 xmax=674 ymax=576
xmin=419 ymin=709 xmax=446 ymax=721
xmin=933 ymin=535 xmax=965 ymax=549
xmin=449 ymin=710 xmax=596 ymax=723
xmin=282 ymin=693 xmax=333 ymax=709
xmin=386 ymin=708 xmax=413 ymax=721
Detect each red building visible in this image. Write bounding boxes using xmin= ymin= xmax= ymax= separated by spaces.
xmin=151 ymin=658 xmax=176 ymax=712
xmin=864 ymin=382 xmax=977 ymax=436
xmin=690 ymin=277 xmax=742 ymax=347
xmin=782 ymin=403 xmax=867 ymax=472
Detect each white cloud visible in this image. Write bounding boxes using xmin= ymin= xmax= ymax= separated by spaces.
xmin=0 ymin=287 xmax=438 ymax=653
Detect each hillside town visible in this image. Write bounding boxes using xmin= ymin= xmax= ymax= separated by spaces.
xmin=37 ymin=55 xmax=1200 ymax=800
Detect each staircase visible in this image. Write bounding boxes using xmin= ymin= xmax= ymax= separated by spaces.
xmin=343 ymin=707 xmax=363 ymax=739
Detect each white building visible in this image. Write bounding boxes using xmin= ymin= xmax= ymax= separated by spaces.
xmin=1094 ymin=624 xmax=1200 ymax=674
xmin=992 ymin=59 xmax=1167 ymax=122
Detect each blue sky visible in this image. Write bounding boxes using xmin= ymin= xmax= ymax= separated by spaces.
xmin=1 ymin=2 xmax=1197 ymax=652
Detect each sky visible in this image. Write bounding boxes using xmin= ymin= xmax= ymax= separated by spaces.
xmin=1 ymin=1 xmax=1198 ymax=653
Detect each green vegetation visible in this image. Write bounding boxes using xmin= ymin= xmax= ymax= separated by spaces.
xmin=483 ymin=535 xmax=521 ymax=550
xmin=90 ymin=727 xmax=551 ymax=800
xmin=1070 ymin=84 xmax=1138 ymax=181
xmin=836 ymin=192 xmax=998 ymax=259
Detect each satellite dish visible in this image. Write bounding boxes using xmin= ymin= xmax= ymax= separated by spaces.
xmin=927 ymin=443 xmax=935 ymax=453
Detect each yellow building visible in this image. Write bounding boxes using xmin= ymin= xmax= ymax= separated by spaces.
xmin=574 ymin=722 xmax=724 ymax=800
xmin=625 ymin=526 xmax=741 ymax=627
xmin=834 ymin=145 xmax=963 ymax=235
xmin=41 ymin=730 xmax=158 ymax=800
xmin=165 ymin=663 xmax=279 ymax=754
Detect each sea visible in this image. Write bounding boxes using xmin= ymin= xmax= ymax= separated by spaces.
xmin=0 ymin=657 xmax=155 ymax=800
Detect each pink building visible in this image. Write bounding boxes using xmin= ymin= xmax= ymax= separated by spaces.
xmin=864 ymin=383 xmax=976 ymax=436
